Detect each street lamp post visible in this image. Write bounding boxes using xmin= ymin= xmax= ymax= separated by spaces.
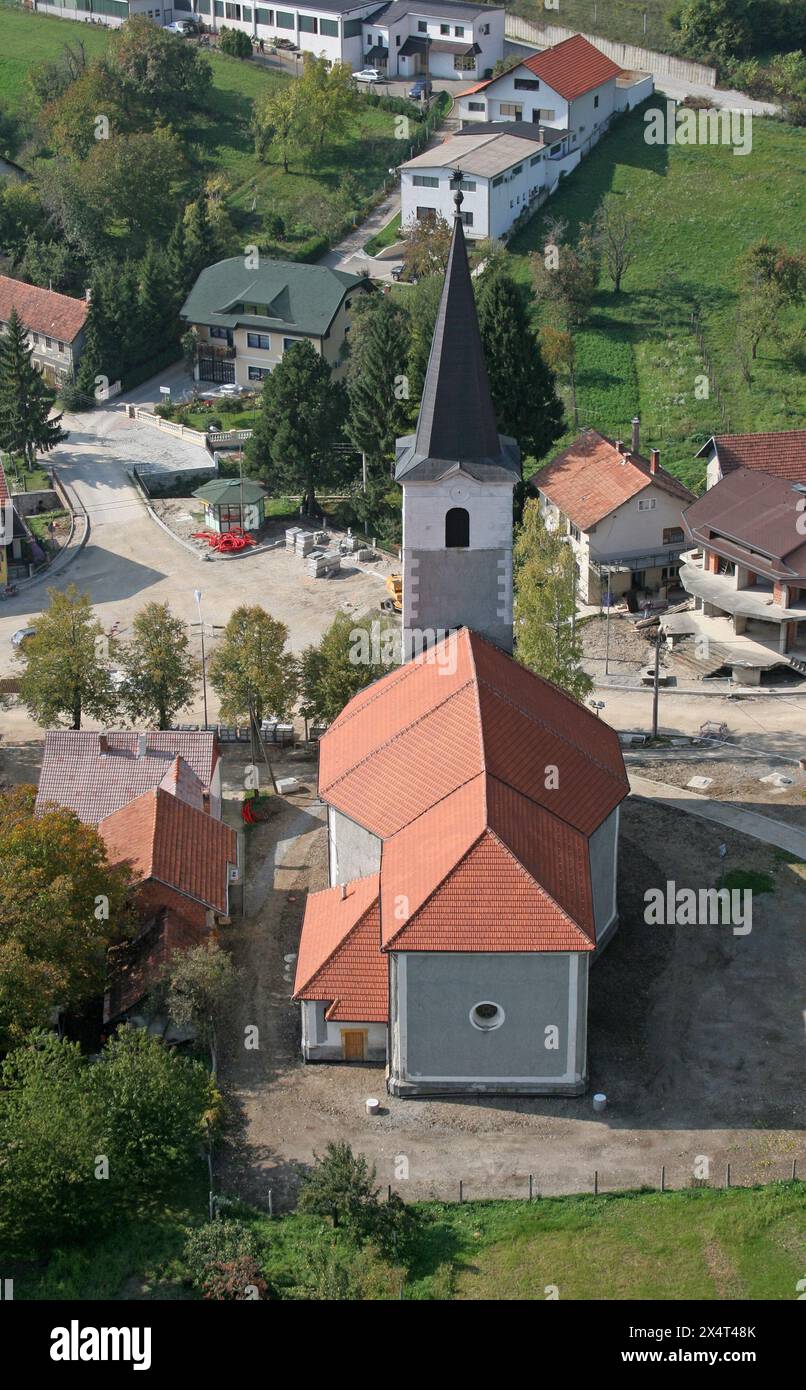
xmin=194 ymin=589 xmax=209 ymax=730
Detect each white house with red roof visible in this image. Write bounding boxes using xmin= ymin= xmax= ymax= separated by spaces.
xmin=457 ymin=34 xmax=652 ymax=151
xmin=530 ymin=425 xmax=696 ymax=606
xmin=0 ymin=275 xmax=89 ymax=388
xmin=293 ymin=196 xmax=628 ymax=1095
xmin=695 ymin=430 xmax=806 ymax=491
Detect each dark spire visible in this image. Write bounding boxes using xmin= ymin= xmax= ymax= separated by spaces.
xmin=412 ymin=168 xmax=501 ymax=465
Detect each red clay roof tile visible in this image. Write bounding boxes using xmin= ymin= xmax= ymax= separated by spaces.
xmin=0 ymin=274 xmax=88 ymax=344
xmin=293 ymin=874 xmax=387 ymax=1022
xmin=530 ymin=428 xmax=695 ymax=530
xmin=98 ymin=787 xmax=237 ymax=915
xmin=702 ymin=431 xmax=806 ymax=484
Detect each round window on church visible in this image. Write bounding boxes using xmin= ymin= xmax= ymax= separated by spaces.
xmin=470 ymin=1001 xmax=505 ymax=1032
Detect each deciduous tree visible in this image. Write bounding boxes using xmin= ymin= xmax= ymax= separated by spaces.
xmin=208 ymin=604 xmax=298 ymax=726
xmin=17 ymin=583 xmax=119 ymax=729
xmin=118 ymin=601 xmax=199 ymax=730
xmin=513 ymin=498 xmax=592 ymax=700
xmin=298 ymin=611 xmax=396 ymax=726
xmin=160 ymin=940 xmax=241 ymax=1078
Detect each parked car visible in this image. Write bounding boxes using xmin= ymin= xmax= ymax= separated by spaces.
xmin=275 ymin=37 xmax=297 ymax=50
xmin=164 ymin=19 xmax=196 ymax=35
xmin=408 ymin=78 xmax=432 ymax=100
xmin=11 ymin=627 xmax=36 ymax=647
xmin=354 ymin=68 xmax=383 ymax=84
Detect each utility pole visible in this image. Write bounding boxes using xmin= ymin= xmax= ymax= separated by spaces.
xmin=651 ymin=631 xmax=661 ymax=739
xmin=604 ymin=568 xmax=612 ymax=676
xmin=239 ymin=452 xmax=245 ymax=532
xmin=194 ymin=589 xmax=209 ymax=730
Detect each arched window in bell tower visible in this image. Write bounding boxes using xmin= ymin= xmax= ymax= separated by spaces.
xmin=445 ymin=506 xmax=470 ymax=548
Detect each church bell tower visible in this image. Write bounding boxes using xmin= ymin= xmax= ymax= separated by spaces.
xmin=395 ymin=173 xmax=520 ymax=657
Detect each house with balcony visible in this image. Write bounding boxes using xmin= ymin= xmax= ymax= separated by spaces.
xmin=667 ymin=467 xmax=806 ymax=685
xmin=180 ymin=256 xmax=370 ymax=386
xmin=695 ymin=430 xmax=806 ymax=490
xmin=456 ymin=33 xmax=651 ymax=152
xmin=400 ymin=121 xmax=578 ymax=240
xmin=529 ymin=426 xmax=696 ymax=606
xmin=0 ymin=275 xmax=88 ymax=388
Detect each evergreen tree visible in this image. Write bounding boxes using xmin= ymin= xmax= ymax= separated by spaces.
xmin=137 ymin=245 xmax=171 ymax=359
xmin=76 ymin=270 xmax=124 ymax=394
xmin=245 ymin=341 xmax=346 ymax=516
xmin=346 ymin=295 xmax=411 ymax=474
xmin=476 ymin=263 xmax=564 ymax=462
xmin=0 ymin=309 xmax=67 ymax=468
xmin=184 ymin=196 xmax=217 ymax=284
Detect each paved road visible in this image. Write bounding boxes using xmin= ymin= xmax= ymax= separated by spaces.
xmin=629 ymin=774 xmax=806 ymax=858
xmin=0 ymin=364 xmax=393 ymax=729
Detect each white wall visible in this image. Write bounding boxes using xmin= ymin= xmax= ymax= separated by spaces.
xmin=402 ymin=474 xmax=513 ymax=552
xmin=587 ymin=481 xmax=688 ymax=562
xmin=458 ymin=63 xmax=619 ymax=143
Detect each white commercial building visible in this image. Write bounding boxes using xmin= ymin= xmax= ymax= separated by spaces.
xmin=400 ymin=123 xmax=579 ymax=240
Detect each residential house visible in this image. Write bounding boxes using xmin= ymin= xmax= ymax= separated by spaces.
xmin=293 ymin=192 xmax=629 ymax=1096
xmin=100 ymin=786 xmax=238 ymax=1024
xmin=696 ymin=430 xmax=806 ymax=491
xmin=35 ymin=729 xmax=224 ymax=822
xmin=530 ymin=426 xmax=696 ymax=605
xmin=456 ymin=33 xmax=652 ymax=152
xmin=35 ymin=729 xmax=238 ymax=1027
xmin=665 ymin=466 xmax=806 ymax=685
xmin=400 ymin=121 xmax=578 ymax=240
xmin=0 ymin=275 xmax=89 ymax=388
xmin=180 ymin=256 xmax=370 ymax=386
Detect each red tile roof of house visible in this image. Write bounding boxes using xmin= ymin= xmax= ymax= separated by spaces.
xmin=0 ymin=274 xmax=89 ymax=344
xmin=529 ymin=428 xmax=695 ymax=530
xmin=105 ymin=909 xmax=208 ymax=1021
xmin=293 ymin=874 xmax=387 ymax=1021
xmin=459 ymin=34 xmax=622 ymax=101
xmin=697 ymin=430 xmax=806 ymax=484
xmin=36 ymin=730 xmax=218 ymax=823
xmin=99 ymin=787 xmax=237 ymax=915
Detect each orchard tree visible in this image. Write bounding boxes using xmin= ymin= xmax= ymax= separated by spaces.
xmin=513 ymin=498 xmax=592 ymax=701
xmin=17 ymin=584 xmax=120 ymax=729
xmin=0 ymin=309 xmax=67 ymax=469
xmin=208 ymin=604 xmax=298 ymax=726
xmin=541 ymin=327 xmax=579 ymax=428
xmin=253 ymin=83 xmax=306 ymax=171
xmin=531 ymin=218 xmax=600 ymax=330
xmin=0 ymin=786 xmax=131 ymax=1049
xmin=119 ymin=601 xmax=199 ymax=729
xmin=476 ymin=262 xmax=564 ymax=461
xmin=401 ymin=212 xmax=452 ymax=281
xmin=298 ymin=55 xmax=356 ymax=151
xmin=160 ymin=940 xmax=241 ymax=1078
xmin=246 ymin=340 xmax=346 ymax=516
xmin=593 ymin=197 xmax=641 ymax=293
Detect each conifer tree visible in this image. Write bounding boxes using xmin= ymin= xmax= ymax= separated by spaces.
xmin=184 ymin=196 xmax=216 ymax=284
xmin=346 ymin=295 xmax=411 ymax=474
xmin=476 ymin=263 xmax=564 ymax=462
xmin=0 ymin=309 xmax=67 ymax=468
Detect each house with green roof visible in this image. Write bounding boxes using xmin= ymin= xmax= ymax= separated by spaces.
xmin=193 ymin=477 xmax=269 ymax=534
xmin=180 ymin=257 xmax=370 ymax=388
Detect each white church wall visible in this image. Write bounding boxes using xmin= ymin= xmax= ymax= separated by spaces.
xmin=588 ymin=804 xmax=619 ymax=949
xmin=402 ymin=475 xmax=513 ymax=552
xmin=328 ymin=806 xmax=382 ymax=887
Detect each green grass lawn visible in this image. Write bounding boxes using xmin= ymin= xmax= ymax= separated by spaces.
xmin=0 ymin=7 xmax=111 ymax=109
xmin=181 ymin=408 xmax=261 ymax=432
xmin=508 ymin=0 xmax=678 ymax=55
xmin=364 ymin=211 xmax=402 ymax=256
xmin=9 ymin=1182 xmax=805 ymax=1300
xmin=508 ymin=106 xmax=806 ymax=490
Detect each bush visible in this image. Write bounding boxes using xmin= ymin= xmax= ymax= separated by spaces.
xmin=59 ymin=381 xmax=93 ymax=412
xmin=219 ymin=27 xmax=253 ymax=59
xmin=183 ymin=1219 xmax=262 ymax=1296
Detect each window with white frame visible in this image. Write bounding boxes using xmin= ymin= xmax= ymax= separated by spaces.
xmin=638 ymin=497 xmax=656 ymax=511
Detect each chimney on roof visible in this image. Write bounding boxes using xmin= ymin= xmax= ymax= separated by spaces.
xmin=98 ymin=733 xmax=108 ymax=756
xmin=650 ymin=449 xmax=659 ymax=474
xmin=340 ymin=883 xmax=347 ymax=901
xmin=631 ymin=416 xmax=640 ymax=453
xmin=84 ymin=287 xmax=92 ymax=303
xmin=136 ymin=733 xmax=147 ymax=759
xmin=615 ymin=439 xmax=624 ymax=455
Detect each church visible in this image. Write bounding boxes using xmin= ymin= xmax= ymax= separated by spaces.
xmin=293 ymin=180 xmax=628 ymax=1096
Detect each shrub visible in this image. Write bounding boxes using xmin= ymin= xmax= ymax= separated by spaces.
xmin=201 ymin=1256 xmax=269 ymax=1301
xmin=183 ymin=1219 xmax=261 ymax=1294
xmin=219 ymin=27 xmax=253 ymax=59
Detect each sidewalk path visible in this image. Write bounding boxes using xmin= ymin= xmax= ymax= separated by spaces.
xmin=629 ymin=774 xmax=806 ymax=858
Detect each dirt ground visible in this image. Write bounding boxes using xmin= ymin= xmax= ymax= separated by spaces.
xmin=217 ymin=775 xmax=806 ymax=1210
xmin=629 ymin=753 xmax=806 ymax=828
